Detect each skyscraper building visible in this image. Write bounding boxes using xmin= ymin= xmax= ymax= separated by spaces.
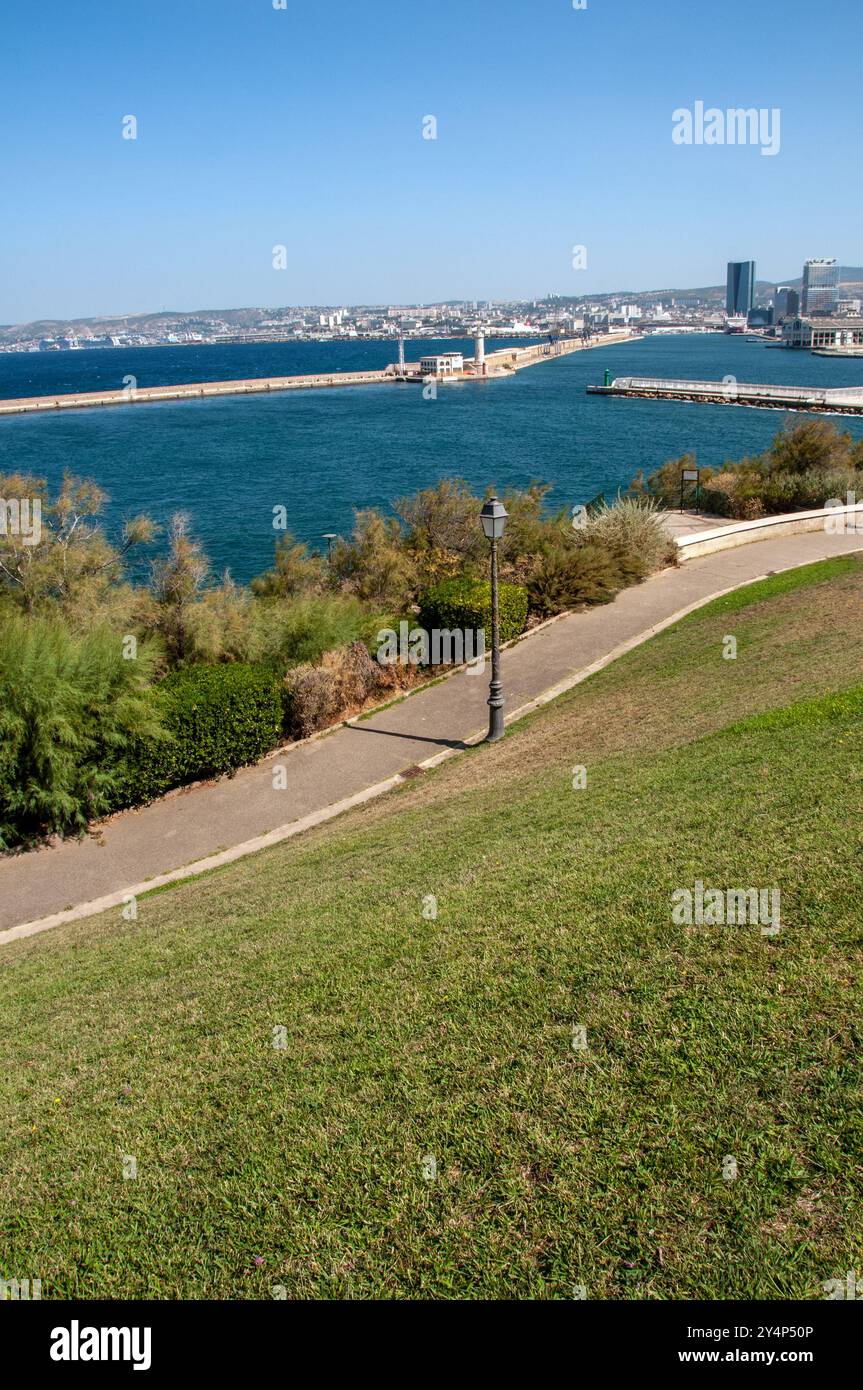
xmin=774 ymin=286 xmax=799 ymax=321
xmin=726 ymin=261 xmax=756 ymax=316
xmin=801 ymin=258 xmax=839 ymax=315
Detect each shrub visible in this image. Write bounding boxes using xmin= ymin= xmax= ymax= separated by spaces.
xmin=329 ymin=510 xmax=416 ymax=608
xmin=527 ymin=542 xmax=623 ymax=618
xmin=249 ymin=595 xmax=381 ymax=671
xmin=0 ymin=616 xmax=161 ymax=849
xmin=698 ymin=471 xmax=741 ymax=518
xmin=578 ymin=497 xmax=676 ymax=572
xmin=281 ymin=640 xmax=390 ymax=738
xmin=418 ymin=576 xmax=528 ymax=648
xmin=326 ymin=640 xmax=382 ymax=708
xmin=631 ymin=423 xmax=863 ymax=522
xmin=183 ymin=578 xmax=253 ymax=664
xmin=148 ymin=513 xmax=210 ymax=665
xmin=251 ymin=531 xmax=325 ymax=599
xmin=282 ymin=664 xmax=341 ymax=739
xmin=114 ymin=663 xmax=283 ymax=808
xmin=394 ymin=479 xmax=486 ymax=584
xmin=768 ymin=418 xmax=854 ymax=475
xmin=0 ymin=470 xmax=153 ymax=627
xmin=769 ymin=466 xmax=863 ymax=513
xmin=627 ymin=453 xmax=716 ymax=509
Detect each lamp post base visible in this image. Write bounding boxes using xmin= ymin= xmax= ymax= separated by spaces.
xmin=486 ymin=682 xmax=505 ymax=742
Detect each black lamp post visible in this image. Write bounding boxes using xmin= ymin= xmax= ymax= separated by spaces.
xmin=321 ymin=532 xmax=337 ymax=559
xmin=480 ymin=495 xmax=508 ymax=742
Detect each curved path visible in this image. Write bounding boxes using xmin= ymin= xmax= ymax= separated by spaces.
xmin=2 ymin=527 xmax=861 ymax=942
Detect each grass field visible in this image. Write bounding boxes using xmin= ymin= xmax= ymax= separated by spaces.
xmin=2 ymin=556 xmax=862 ymax=1300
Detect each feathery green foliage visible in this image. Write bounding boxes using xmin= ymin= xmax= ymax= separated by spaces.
xmin=0 ymin=615 xmax=161 ymax=849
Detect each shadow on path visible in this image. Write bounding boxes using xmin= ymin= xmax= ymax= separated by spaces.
xmin=345 ymin=724 xmax=469 ymax=751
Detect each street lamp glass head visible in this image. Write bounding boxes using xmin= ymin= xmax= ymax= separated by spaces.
xmin=480 ymin=496 xmax=508 ymax=541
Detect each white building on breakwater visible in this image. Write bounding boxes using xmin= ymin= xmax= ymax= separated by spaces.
xmin=419 ymin=352 xmax=464 ymax=376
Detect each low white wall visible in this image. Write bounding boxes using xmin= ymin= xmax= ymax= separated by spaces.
xmin=677 ymin=504 xmax=863 ymax=560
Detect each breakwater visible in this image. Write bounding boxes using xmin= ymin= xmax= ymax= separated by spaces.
xmin=587 ymin=375 xmax=863 ymax=415
xmin=0 ymin=369 xmax=392 ymax=417
xmin=0 ymin=332 xmax=636 ymax=417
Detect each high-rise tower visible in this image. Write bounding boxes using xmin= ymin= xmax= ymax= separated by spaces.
xmin=726 ymin=261 xmax=756 ymax=316
xmin=801 ymin=259 xmax=839 ymax=315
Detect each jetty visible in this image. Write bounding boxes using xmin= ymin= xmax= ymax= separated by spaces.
xmin=0 ymin=331 xmax=636 ymax=419
xmin=0 ymin=369 xmax=392 ymax=417
xmin=587 ymin=375 xmax=863 ymax=416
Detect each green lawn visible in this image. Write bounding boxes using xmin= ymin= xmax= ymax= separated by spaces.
xmin=2 ymin=557 xmax=862 ymax=1300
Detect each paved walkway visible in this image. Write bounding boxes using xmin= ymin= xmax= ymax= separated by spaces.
xmin=3 ymin=528 xmax=861 ymax=938
xmin=660 ymin=509 xmax=738 ymax=540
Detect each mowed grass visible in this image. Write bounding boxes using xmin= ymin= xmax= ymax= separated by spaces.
xmin=1 ymin=557 xmax=862 ymax=1300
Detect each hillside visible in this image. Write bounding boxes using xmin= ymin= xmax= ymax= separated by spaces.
xmin=1 ymin=557 xmax=862 ymax=1299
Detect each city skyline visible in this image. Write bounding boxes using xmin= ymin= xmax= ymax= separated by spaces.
xmin=3 ymin=0 xmax=861 ymax=323
xmin=4 ymin=253 xmax=861 ymax=343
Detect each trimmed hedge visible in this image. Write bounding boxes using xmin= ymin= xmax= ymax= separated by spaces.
xmin=418 ymin=577 xmax=528 ymax=648
xmin=113 ymin=663 xmax=283 ymax=809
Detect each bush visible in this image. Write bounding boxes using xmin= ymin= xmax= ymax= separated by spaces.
xmin=114 ymin=663 xmax=283 ymax=808
xmin=251 ymin=531 xmax=325 ymax=599
xmin=326 ymin=640 xmax=382 ymax=708
xmin=281 ymin=640 xmax=390 ymax=739
xmin=627 ymin=452 xmax=715 ymax=509
xmin=249 ymin=595 xmax=381 ymax=671
xmin=578 ymin=497 xmax=676 ymax=572
xmin=773 ymin=466 xmax=863 ymax=513
xmin=394 ymin=478 xmax=486 ymax=586
xmin=282 ymin=664 xmax=341 ymax=739
xmin=418 ymin=576 xmax=528 ymax=648
xmin=182 ymin=578 xmax=253 ymax=664
xmin=329 ymin=510 xmax=416 ymax=608
xmin=0 ymin=616 xmax=161 ymax=849
xmin=527 ymin=542 xmax=623 ymax=617
xmin=768 ymin=418 xmax=854 ymax=475
xmin=631 ymin=423 xmax=863 ymax=521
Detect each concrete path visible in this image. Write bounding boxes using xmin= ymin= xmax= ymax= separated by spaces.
xmin=2 ymin=528 xmax=861 ymax=938
xmin=659 ymin=510 xmax=738 ymax=540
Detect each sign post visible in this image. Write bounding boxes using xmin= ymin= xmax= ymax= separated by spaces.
xmin=681 ymin=466 xmax=700 ymax=514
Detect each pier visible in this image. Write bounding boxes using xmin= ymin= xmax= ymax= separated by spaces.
xmin=0 ymin=369 xmax=392 ymax=417
xmin=0 ymin=331 xmax=636 ymax=418
xmin=587 ymin=375 xmax=863 ymax=416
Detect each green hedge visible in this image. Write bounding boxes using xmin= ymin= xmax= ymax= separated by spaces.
xmin=113 ymin=663 xmax=283 ymax=809
xmin=418 ymin=577 xmax=528 ymax=647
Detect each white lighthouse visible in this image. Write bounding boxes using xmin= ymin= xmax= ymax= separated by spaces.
xmin=474 ymin=330 xmax=486 ymax=376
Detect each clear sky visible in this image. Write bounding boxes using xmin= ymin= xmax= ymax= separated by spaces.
xmin=2 ymin=0 xmax=860 ymax=323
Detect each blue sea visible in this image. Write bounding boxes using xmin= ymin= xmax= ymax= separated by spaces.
xmin=2 ymin=334 xmax=862 ymax=584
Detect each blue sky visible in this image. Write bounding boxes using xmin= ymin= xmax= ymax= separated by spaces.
xmin=2 ymin=0 xmax=860 ymax=322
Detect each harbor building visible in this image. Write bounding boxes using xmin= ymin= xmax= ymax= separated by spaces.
xmin=782 ymin=316 xmax=863 ymax=349
xmin=419 ymin=352 xmax=464 ymax=376
xmin=801 ymin=258 xmax=839 ymax=315
xmin=726 ymin=261 xmax=756 ymax=316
